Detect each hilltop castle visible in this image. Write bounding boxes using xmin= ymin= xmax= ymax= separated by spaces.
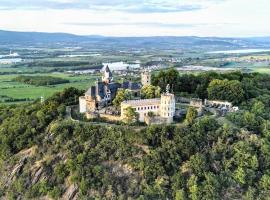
xmin=79 ymin=66 xmax=176 ymax=125
xmin=79 ymin=65 xmax=141 ymax=113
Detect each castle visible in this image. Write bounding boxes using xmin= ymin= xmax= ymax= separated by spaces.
xmin=121 ymin=85 xmax=175 ymax=124
xmin=80 ymin=65 xmax=141 ymax=113
xmin=79 ymin=66 xmax=176 ymax=124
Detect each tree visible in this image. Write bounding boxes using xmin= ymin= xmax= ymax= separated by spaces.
xmin=175 ymin=189 xmax=186 ymax=200
xmin=187 ymin=175 xmax=200 ymax=200
xmin=207 ymin=79 xmax=244 ymax=104
xmin=113 ymin=89 xmax=132 ymax=108
xmin=123 ymin=106 xmax=138 ymax=124
xmin=259 ymin=174 xmax=270 ymax=190
xmin=251 ymin=100 xmax=265 ymax=116
xmin=185 ymin=107 xmax=198 ymax=125
xmin=233 ymin=167 xmax=246 ymax=185
xmin=152 ymin=68 xmax=179 ymax=92
xmin=141 ymin=85 xmax=161 ymax=99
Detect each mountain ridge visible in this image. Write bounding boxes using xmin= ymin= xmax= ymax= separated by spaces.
xmin=1 ymin=29 xmax=270 ymax=50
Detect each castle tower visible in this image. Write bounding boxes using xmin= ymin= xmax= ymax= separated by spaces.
xmin=141 ymin=69 xmax=151 ymax=86
xmin=159 ymin=85 xmax=175 ymax=123
xmin=102 ymin=65 xmax=113 ymax=84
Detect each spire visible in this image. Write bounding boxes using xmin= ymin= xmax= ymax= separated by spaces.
xmin=166 ymin=84 xmax=170 ymax=95
xmin=105 ymin=65 xmax=110 ymax=72
xmin=102 ymin=65 xmax=113 ymax=83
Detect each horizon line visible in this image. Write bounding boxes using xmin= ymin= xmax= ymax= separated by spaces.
xmin=1 ymin=29 xmax=270 ymax=38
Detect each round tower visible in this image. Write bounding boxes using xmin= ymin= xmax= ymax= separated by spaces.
xmin=141 ymin=69 xmax=151 ymax=86
xmin=160 ymin=85 xmax=175 ymax=123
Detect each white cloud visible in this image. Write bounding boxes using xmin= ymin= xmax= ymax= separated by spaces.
xmin=0 ymin=0 xmax=269 ymax=37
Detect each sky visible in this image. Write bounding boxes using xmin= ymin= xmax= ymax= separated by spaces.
xmin=0 ymin=0 xmax=269 ymax=37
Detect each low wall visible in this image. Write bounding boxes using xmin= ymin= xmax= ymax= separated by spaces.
xmin=100 ymin=114 xmax=121 ymax=122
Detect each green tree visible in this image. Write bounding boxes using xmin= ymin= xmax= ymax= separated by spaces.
xmin=175 ymin=189 xmax=186 ymax=200
xmin=123 ymin=106 xmax=138 ymax=124
xmin=251 ymin=100 xmax=265 ymax=116
xmin=185 ymin=107 xmax=198 ymax=125
xmin=207 ymin=79 xmax=244 ymax=104
xmin=141 ymin=85 xmax=161 ymax=99
xmin=259 ymin=174 xmax=270 ymax=190
xmin=233 ymin=167 xmax=246 ymax=185
xmin=187 ymin=175 xmax=200 ymax=200
xmin=113 ymin=89 xmax=132 ymax=107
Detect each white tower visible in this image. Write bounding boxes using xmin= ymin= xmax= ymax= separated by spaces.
xmin=160 ymin=85 xmax=175 ymax=123
xmin=141 ymin=69 xmax=151 ymax=86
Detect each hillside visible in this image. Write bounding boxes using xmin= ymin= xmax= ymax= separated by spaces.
xmin=1 ymin=30 xmax=270 ymax=50
xmin=0 ymin=71 xmax=270 ymax=199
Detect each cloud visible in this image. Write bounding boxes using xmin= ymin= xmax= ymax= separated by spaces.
xmin=0 ymin=0 xmax=224 ymax=13
xmin=64 ymin=22 xmax=201 ymax=28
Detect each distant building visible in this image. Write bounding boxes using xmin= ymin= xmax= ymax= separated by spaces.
xmin=121 ymin=85 xmax=175 ymax=124
xmin=141 ymin=69 xmax=151 ymax=86
xmin=79 ymin=65 xmax=141 ymax=113
xmin=204 ymin=99 xmax=232 ymax=110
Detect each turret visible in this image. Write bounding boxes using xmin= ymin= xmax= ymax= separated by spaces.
xmin=141 ymin=69 xmax=151 ymax=86
xmin=102 ymin=65 xmax=113 ymax=83
xmin=159 ymin=85 xmax=175 ymax=123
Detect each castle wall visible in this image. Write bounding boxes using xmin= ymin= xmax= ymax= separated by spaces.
xmin=204 ymin=99 xmax=232 ymax=108
xmin=79 ymin=96 xmax=86 ymax=113
xmin=85 ymin=95 xmax=97 ymax=112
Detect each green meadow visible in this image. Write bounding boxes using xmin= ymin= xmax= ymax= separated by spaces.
xmin=252 ymin=67 xmax=270 ymax=74
xmin=0 ymin=73 xmax=99 ymax=103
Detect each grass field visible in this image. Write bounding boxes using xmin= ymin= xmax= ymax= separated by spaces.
xmin=0 ymin=73 xmax=99 ymax=103
xmin=252 ymin=67 xmax=270 ymax=74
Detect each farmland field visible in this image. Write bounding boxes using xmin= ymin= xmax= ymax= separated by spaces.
xmin=1 ymin=44 xmax=270 ymax=104
xmin=0 ymin=73 xmax=99 ymax=103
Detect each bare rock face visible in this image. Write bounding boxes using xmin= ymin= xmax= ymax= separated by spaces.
xmin=31 ymin=166 xmax=44 ymax=185
xmin=62 ymin=184 xmax=78 ymax=200
xmin=5 ymin=157 xmax=27 ymax=187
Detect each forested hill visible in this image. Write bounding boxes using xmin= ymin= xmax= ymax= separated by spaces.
xmin=0 ymin=71 xmax=270 ymax=199
xmin=1 ymin=29 xmax=270 ymax=50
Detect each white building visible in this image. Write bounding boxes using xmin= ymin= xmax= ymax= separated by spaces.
xmin=121 ymin=86 xmax=176 ymax=124
xmin=121 ymin=98 xmax=161 ymax=122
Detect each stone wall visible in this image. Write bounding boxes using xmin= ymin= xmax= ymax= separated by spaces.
xmin=100 ymin=114 xmax=121 ymax=122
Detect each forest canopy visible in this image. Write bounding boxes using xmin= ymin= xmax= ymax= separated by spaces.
xmin=0 ymin=70 xmax=270 ymax=199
